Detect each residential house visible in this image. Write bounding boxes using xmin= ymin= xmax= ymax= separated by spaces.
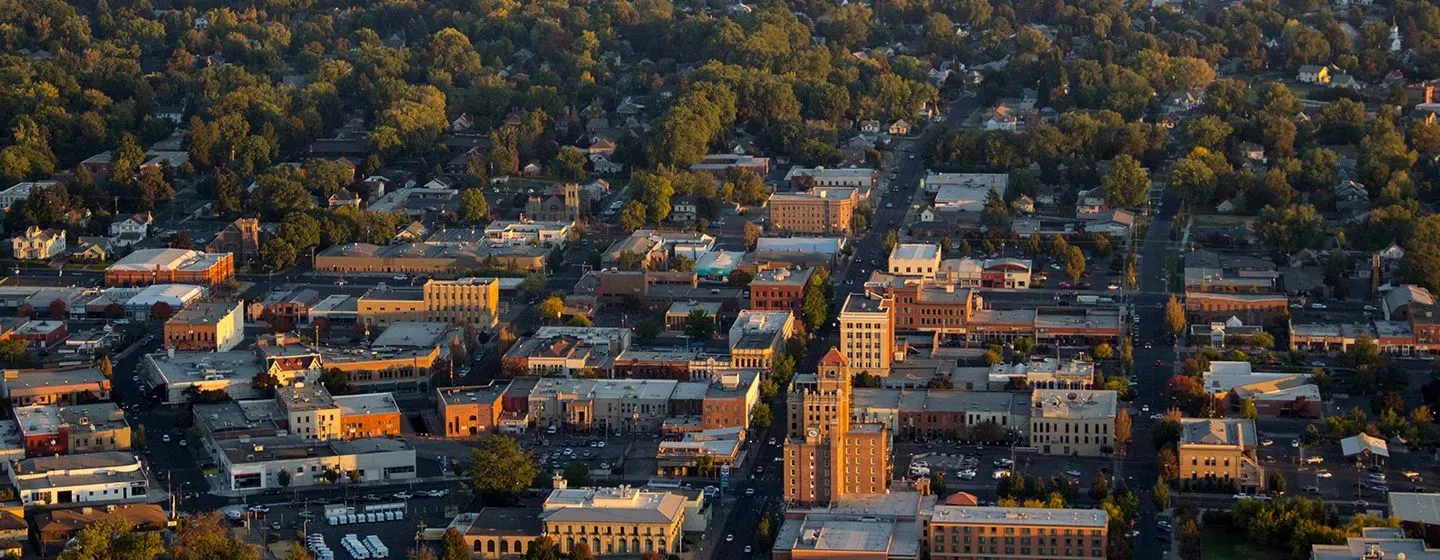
xmin=859 ymin=120 xmax=881 ymax=133
xmin=1331 ymin=73 xmax=1360 ymax=89
xmin=1084 ymin=209 xmax=1135 ymax=236
xmin=392 ymin=221 xmax=430 ymax=244
xmin=1076 ymin=187 xmax=1107 ymax=216
xmin=670 ymin=195 xmax=698 ymax=223
xmin=1162 ymin=90 xmax=1205 ymax=113
xmin=62 ymin=209 xmax=92 ymax=227
xmin=327 ymin=190 xmax=362 ymax=208
xmin=108 ymin=213 xmax=151 ymax=248
xmin=11 ymin=227 xmax=66 ymax=260
xmin=522 ymin=162 xmax=543 ymax=176
xmin=983 ymin=107 xmax=1019 ymax=131
xmin=72 ymin=237 xmax=111 ymax=262
xmin=1297 ymin=65 xmax=1330 ymax=84
xmin=888 ymin=120 xmax=911 ymax=136
xmin=590 ymin=154 xmax=624 ymax=175
xmin=586 ymin=138 xmax=617 ymax=156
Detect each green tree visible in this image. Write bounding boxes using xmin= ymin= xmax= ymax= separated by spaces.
xmin=171 ymin=513 xmax=261 ymax=560
xmin=619 ymin=200 xmax=648 ymax=231
xmin=261 ymin=237 xmax=298 ymax=271
xmin=1089 ymin=472 xmax=1110 ymax=502
xmin=1165 ymin=295 xmax=1187 ymax=336
xmin=277 ymin=469 xmax=292 ymax=488
xmin=58 ymin=517 xmax=165 ymax=560
xmin=467 ymin=436 xmax=537 ymax=498
xmin=1153 ymin=418 xmax=1183 ymax=450
xmin=553 ymin=146 xmax=588 ymax=181
xmin=1241 ymin=398 xmax=1259 ymax=420
xmin=684 ymin=308 xmax=716 ymax=341
xmin=1063 ymin=245 xmax=1086 ymax=282
xmin=1093 ymin=342 xmax=1114 ymax=360
xmin=535 ymin=296 xmax=566 ymax=322
xmin=1103 ymin=155 xmax=1149 ymax=208
xmin=750 ymin=404 xmax=773 ymax=432
xmin=1171 ymin=151 xmax=1219 ymax=208
xmin=615 ymin=251 xmax=646 ymax=271
xmin=668 ymin=254 xmax=695 ymax=272
xmin=459 ymin=189 xmax=489 ymax=223
xmin=1153 ymin=478 xmax=1170 ymax=510
xmin=635 ymin=320 xmax=662 ymax=343
xmin=1402 ymin=215 xmax=1440 ymax=292
xmin=1267 ymin=472 xmax=1288 ymax=494
xmin=440 ymin=527 xmax=469 ymax=560
xmin=562 ymin=462 xmax=591 ymax=487
xmin=883 ymin=230 xmax=899 ymax=256
xmin=802 ymin=282 xmax=829 ymax=332
xmin=744 ymin=222 xmax=763 ymax=250
xmin=1257 ymin=204 xmax=1323 ymax=256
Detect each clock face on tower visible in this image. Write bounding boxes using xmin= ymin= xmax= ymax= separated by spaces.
xmin=806 ymin=428 xmax=818 ymax=438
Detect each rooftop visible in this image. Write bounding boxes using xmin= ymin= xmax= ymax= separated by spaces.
xmin=931 ymin=506 xmax=1109 ymax=528
xmin=146 ymin=350 xmax=263 ymax=385
xmin=462 ymin=508 xmax=544 ymax=537
xmin=841 ymin=293 xmax=890 ymax=314
xmin=372 ymin=322 xmax=454 ymax=348
xmin=334 ymin=392 xmax=400 ymax=416
xmin=1311 ymin=528 xmax=1440 ymax=560
xmin=1178 ymin=418 xmax=1256 ymax=448
xmin=540 ymin=486 xmax=687 ymax=525
xmin=890 ymin=243 xmax=940 ymax=261
xmin=1030 ymin=389 xmax=1118 ymax=420
xmin=752 ymin=267 xmax=814 ymax=287
xmin=3 ymin=367 xmax=108 ymax=393
xmin=1390 ymin=492 xmax=1440 ymax=525
xmin=14 ymin=402 xmax=127 ymax=438
xmin=167 ymin=300 xmax=239 ymax=325
xmin=108 ymin=248 xmax=229 ymax=272
xmin=437 ymin=383 xmax=509 ymax=406
xmin=277 ymin=383 xmax=337 ymax=412
xmin=218 ymin=436 xmax=411 ymax=464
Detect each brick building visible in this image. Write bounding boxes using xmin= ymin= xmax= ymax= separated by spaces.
xmin=750 ymin=267 xmax=814 ymax=314
xmin=104 ymin=248 xmax=235 ymax=287
xmin=437 ymin=384 xmax=507 ymax=437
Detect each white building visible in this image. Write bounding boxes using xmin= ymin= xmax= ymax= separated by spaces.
xmin=0 ymin=181 xmax=57 ymax=211
xmin=123 ymin=284 xmax=206 ymax=321
xmin=1029 ymin=389 xmax=1118 ymax=456
xmin=217 ymin=436 xmax=416 ymax=492
xmin=12 ymin=451 xmax=149 ymax=506
xmin=888 ymin=244 xmax=942 ymax=279
xmin=482 ymin=220 xmax=574 ymax=247
xmin=144 ymin=349 xmax=278 ymax=404
xmin=108 ymin=213 xmax=152 ymax=247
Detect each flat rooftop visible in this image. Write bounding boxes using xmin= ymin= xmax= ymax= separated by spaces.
xmin=219 ymin=436 xmax=411 ymax=464
xmin=15 ymin=402 xmax=127 ymax=438
xmin=437 ymin=383 xmax=509 ymax=406
xmin=372 ymin=322 xmax=453 ymax=348
xmin=147 ymin=350 xmax=262 ymax=385
xmin=334 ymin=392 xmax=399 ymax=416
xmin=752 ymin=267 xmax=813 ymax=287
xmin=891 ymin=243 xmax=940 ymax=261
xmin=4 ymin=368 xmax=108 ymax=392
xmin=167 ymin=301 xmax=238 ymax=325
xmin=841 ymin=293 xmax=889 ymax=314
xmin=931 ymin=506 xmax=1109 ymax=528
xmin=1031 ymin=389 xmax=1118 ymax=420
xmin=773 ymin=513 xmax=920 ymax=558
xmin=108 ymin=248 xmax=228 ymax=272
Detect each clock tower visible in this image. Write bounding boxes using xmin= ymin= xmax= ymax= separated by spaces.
xmin=783 ymin=347 xmax=890 ymax=506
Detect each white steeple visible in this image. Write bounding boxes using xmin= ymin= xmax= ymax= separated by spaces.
xmin=1390 ymin=22 xmax=1402 ymax=53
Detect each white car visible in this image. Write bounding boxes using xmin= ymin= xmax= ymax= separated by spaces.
xmin=1261 ymin=439 xmax=1274 ymax=446
xmin=1316 ymin=472 xmax=1333 ymax=478
xmin=1291 ymin=440 xmax=1300 ymax=448
xmin=1310 ymin=302 xmax=1327 ymax=309
xmin=1149 ymin=413 xmax=1164 ymax=420
xmin=1065 ymin=469 xmax=1082 ymax=477
xmin=1364 ymin=304 xmax=1378 ymax=311
xmin=393 ymin=491 xmax=413 ymax=500
xmin=726 ymin=534 xmax=734 ymax=542
xmin=992 ymin=469 xmax=1012 ymax=479
xmin=957 ymin=469 xmax=977 ymax=480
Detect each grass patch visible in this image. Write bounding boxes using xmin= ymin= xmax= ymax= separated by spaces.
xmin=1200 ymin=528 xmax=1269 ymax=560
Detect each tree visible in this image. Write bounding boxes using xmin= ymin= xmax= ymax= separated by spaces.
xmin=285 ymin=541 xmax=313 ymax=560
xmin=167 ymin=231 xmax=194 ymax=249
xmin=1177 ymin=518 xmax=1202 ymax=560
xmin=883 ymin=230 xmax=899 ymax=256
xmin=277 ymin=468 xmax=292 ymax=488
xmin=150 ymin=301 xmax=174 ymax=322
xmin=467 ymin=436 xmax=537 ymax=498
xmin=1089 ymin=472 xmax=1111 ymax=502
xmin=750 ymin=404 xmax=773 ymax=432
xmin=668 ymin=254 xmax=695 ymax=273
xmin=1114 ymin=409 xmax=1132 ymax=446
xmin=1170 ymin=152 xmax=1219 ymax=208
xmin=171 ymin=513 xmax=261 ymax=560
xmin=1153 ymin=478 xmax=1170 ymax=510
xmin=1403 ymin=215 xmax=1440 ymax=293
xmin=1165 ymin=296 xmax=1186 ymax=336
xmin=1257 ymin=204 xmax=1323 ymax=256
xmin=98 ymin=355 xmax=113 ymax=378
xmin=801 ymin=282 xmax=829 ymax=332
xmin=619 ymin=200 xmax=648 ymax=231
xmin=1093 ymin=342 xmax=1115 ymax=360
xmin=58 ymin=517 xmax=165 ymax=560
xmin=536 ymin=297 xmax=566 ymax=322
xmin=1063 ymin=245 xmax=1086 ymax=282
xmin=744 ymin=222 xmax=763 ymax=250
xmin=1152 ymin=418 xmax=1183 ymax=450
xmin=1103 ymin=155 xmax=1149 ymax=208
xmin=615 ymin=251 xmax=646 ymax=271
xmin=563 ymin=462 xmax=591 ymax=487
xmin=1267 ymin=472 xmax=1288 ymax=494
xmin=459 ymin=189 xmax=489 ymax=223
xmin=262 ymin=237 xmax=298 ymax=271
xmin=635 ymin=320 xmax=662 ymax=343
xmin=684 ymin=308 xmax=716 ymax=341
xmin=1241 ymin=398 xmax=1259 ymax=420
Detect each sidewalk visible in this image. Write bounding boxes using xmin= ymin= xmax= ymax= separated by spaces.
xmin=204 ymin=473 xmax=465 ymax=500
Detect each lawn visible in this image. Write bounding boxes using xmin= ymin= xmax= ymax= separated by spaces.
xmin=1201 ymin=528 xmax=1270 ymax=560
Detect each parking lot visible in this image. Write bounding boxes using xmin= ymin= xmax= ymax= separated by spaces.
xmin=519 ymin=431 xmax=662 ymax=480
xmin=231 ymin=492 xmax=457 ymax=559
xmin=893 ymin=442 xmax=1117 ymax=502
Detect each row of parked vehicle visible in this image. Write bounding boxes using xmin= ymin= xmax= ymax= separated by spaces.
xmin=341 ymin=534 xmax=390 ymax=559
xmin=307 ymin=534 xmax=335 ymax=560
xmin=328 ymin=510 xmax=406 ymax=526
